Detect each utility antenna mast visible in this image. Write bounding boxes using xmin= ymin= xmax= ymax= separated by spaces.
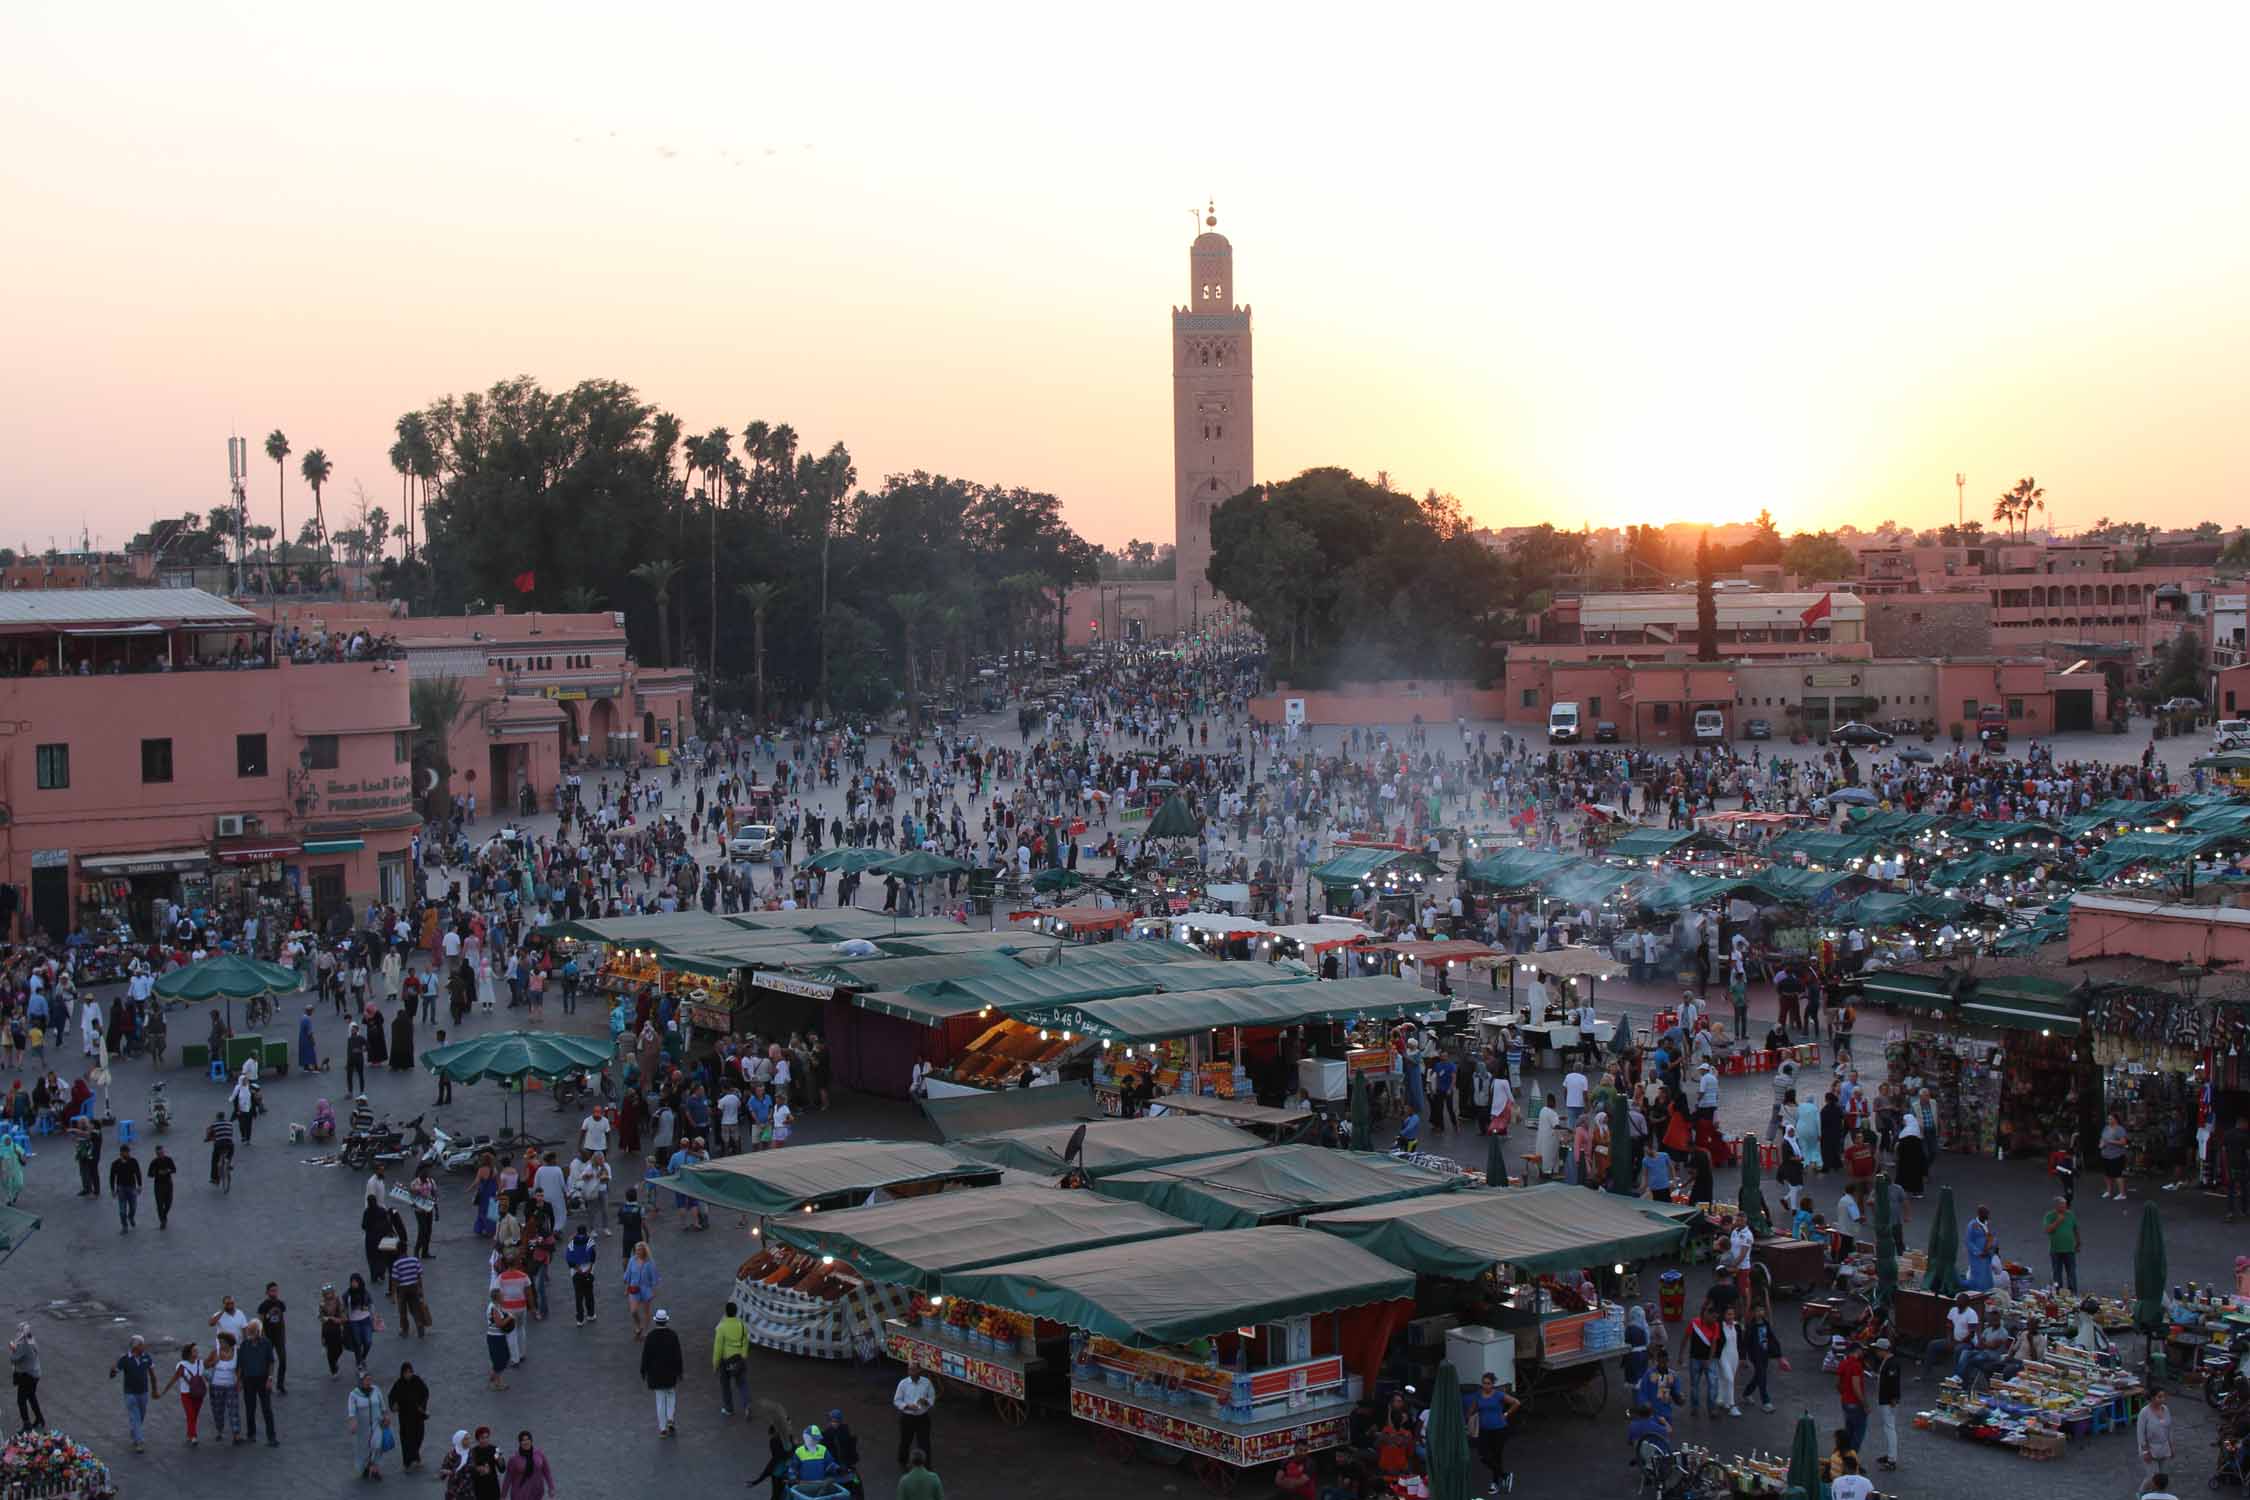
xmin=228 ymin=436 xmax=250 ymax=596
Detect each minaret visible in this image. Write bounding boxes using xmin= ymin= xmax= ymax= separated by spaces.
xmin=1172 ymin=202 xmax=1252 ymax=631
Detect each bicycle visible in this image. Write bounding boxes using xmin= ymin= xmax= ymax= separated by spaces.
xmin=217 ymin=1150 xmax=234 ymax=1195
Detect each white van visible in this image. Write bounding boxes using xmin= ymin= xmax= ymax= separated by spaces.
xmin=1692 ymin=708 xmax=1727 ymax=742
xmin=1547 ymin=702 xmax=1582 ymax=744
xmin=2215 ymin=719 xmax=2250 ymax=749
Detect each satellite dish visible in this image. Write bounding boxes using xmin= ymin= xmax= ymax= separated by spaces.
xmin=1062 ymin=1123 xmax=1088 ymax=1167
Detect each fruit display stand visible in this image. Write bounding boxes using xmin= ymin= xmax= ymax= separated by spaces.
xmin=928 ymin=1017 xmax=1085 ymax=1093
xmin=885 ymin=1296 xmax=1049 ymax=1425
xmin=1068 ymin=1338 xmax=1353 ymax=1489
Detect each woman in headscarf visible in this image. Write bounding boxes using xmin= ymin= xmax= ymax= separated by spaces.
xmin=438 ymin=1429 xmax=475 ymax=1499
xmin=0 ymin=1132 xmax=23 ymax=1206
xmin=389 ymin=1004 xmax=415 ymax=1072
xmin=1895 ymin=1106 xmax=1928 ymax=1197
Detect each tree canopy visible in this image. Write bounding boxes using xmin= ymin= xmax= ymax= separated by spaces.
xmin=407 ymin=376 xmax=1096 ymax=718
xmin=1205 ymin=467 xmax=1506 ymax=686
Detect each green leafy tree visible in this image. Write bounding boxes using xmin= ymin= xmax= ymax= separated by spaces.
xmin=1781 ymin=531 xmax=1856 ymax=583
xmin=2158 ymin=629 xmax=2205 ymax=702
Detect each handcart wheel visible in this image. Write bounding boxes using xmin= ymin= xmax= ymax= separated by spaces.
xmin=990 ymin=1394 xmax=1029 ymax=1427
xmin=1565 ymin=1363 xmax=1608 ymax=1418
xmin=1192 ymin=1456 xmax=1239 ymax=1494
xmin=1093 ymin=1425 xmax=1135 ymax=1463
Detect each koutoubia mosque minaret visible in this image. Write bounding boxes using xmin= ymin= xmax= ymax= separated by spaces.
xmin=1172 ymin=201 xmax=1251 ymax=630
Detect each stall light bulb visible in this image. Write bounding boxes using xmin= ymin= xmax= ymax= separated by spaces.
xmin=930 ymin=1297 xmax=945 ymax=1308
xmin=821 ymin=1254 xmax=835 ymax=1265
xmin=750 ymin=1226 xmax=761 ymax=1237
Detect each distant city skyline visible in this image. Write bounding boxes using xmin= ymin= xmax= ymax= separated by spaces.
xmin=4 ymin=5 xmax=2245 ymax=554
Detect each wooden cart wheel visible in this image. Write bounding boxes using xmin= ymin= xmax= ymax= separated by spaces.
xmin=1566 ymin=1361 xmax=1609 ymax=1419
xmin=1093 ymin=1425 xmax=1135 ymax=1462
xmin=990 ymin=1393 xmax=1029 ymax=1427
xmin=1193 ymin=1456 xmax=1239 ymax=1494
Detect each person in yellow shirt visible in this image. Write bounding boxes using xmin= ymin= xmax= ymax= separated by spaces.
xmin=712 ymin=1301 xmax=751 ymax=1416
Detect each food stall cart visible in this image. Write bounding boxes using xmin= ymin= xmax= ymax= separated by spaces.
xmin=939 ymin=1226 xmax=1414 ymax=1492
xmin=765 ymin=1185 xmax=1197 ymax=1423
xmin=1308 ymin=1182 xmax=1693 ymax=1419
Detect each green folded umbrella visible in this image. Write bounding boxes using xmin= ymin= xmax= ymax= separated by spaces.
xmin=1739 ymin=1134 xmax=1771 ymax=1237
xmin=1872 ymin=1172 xmax=1897 ymax=1311
xmin=1031 ymin=867 xmax=1088 ymax=893
xmin=1145 ymin=794 xmax=1203 ymax=841
xmin=1784 ymin=1409 xmax=1822 ymax=1500
xmin=1350 ymin=1072 xmax=1373 ymax=1154
xmin=1426 ymin=1360 xmax=1472 ymax=1500
xmin=2132 ymin=1200 xmax=2168 ymax=1335
xmin=877 ymin=850 xmax=972 ymax=879
xmin=802 ymin=846 xmax=895 ymax=874
xmin=1609 ymin=1017 xmax=1633 ymax=1060
xmin=1922 ymin=1185 xmax=1961 ymax=1296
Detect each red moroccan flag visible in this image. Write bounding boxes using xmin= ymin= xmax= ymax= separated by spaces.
xmin=514 ymin=571 xmax=536 ymax=594
xmin=1799 ymin=591 xmax=1833 ymax=628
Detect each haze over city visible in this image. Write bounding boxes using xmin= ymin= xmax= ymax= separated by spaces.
xmin=4 ymin=1 xmax=2246 ymax=549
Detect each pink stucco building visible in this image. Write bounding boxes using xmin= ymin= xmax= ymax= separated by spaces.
xmin=0 ymin=589 xmax=418 ymax=941
xmin=266 ymin=601 xmax=696 ymax=820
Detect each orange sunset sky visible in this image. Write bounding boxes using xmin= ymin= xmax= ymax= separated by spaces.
xmin=3 ymin=3 xmax=2246 ymax=553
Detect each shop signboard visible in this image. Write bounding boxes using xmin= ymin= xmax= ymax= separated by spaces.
xmin=755 ymin=973 xmax=836 ymax=1003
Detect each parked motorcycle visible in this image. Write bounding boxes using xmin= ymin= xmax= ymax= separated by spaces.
xmin=147 ymin=1080 xmax=171 ymax=1135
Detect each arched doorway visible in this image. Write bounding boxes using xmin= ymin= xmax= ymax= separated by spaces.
xmin=589 ymin=699 xmax=618 ymax=763
xmin=557 ymin=700 xmax=582 ymax=768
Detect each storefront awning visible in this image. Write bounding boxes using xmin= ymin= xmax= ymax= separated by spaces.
xmin=1959 ymin=975 xmax=2081 ymax=1035
xmin=300 ymin=838 xmax=364 ymax=855
xmin=77 ymin=848 xmax=209 ymax=874
xmin=1856 ymin=970 xmax=1957 ymax=1009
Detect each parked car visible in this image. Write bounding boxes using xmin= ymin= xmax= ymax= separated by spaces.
xmin=1593 ymin=721 xmax=1620 ymax=743
xmin=2159 ymin=696 xmax=2204 ymax=714
xmin=1744 ymin=718 xmax=1772 ymax=741
xmin=728 ymin=824 xmax=778 ymax=858
xmin=1827 ymin=721 xmax=1894 ymax=747
xmin=1897 ymin=745 xmax=1934 ymax=763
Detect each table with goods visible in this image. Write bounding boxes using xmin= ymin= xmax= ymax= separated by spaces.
xmin=1067 ymin=1330 xmax=1355 ymax=1486
xmin=886 ymin=1294 xmax=1050 ymax=1424
xmin=1917 ymin=1343 xmax=2146 ymax=1459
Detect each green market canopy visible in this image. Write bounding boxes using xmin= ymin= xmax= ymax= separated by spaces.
xmin=657 ymin=1139 xmax=1001 ymax=1215
xmin=1845 ymin=810 xmax=1946 ymax=839
xmin=1961 ymin=974 xmax=2081 ymax=1035
xmin=939 ymin=1225 xmax=1413 ymax=1347
xmin=1094 ymin=1145 xmax=1467 ymax=1231
xmin=2079 ymin=832 xmax=2223 ymax=883
xmin=1605 ymin=827 xmax=1720 ymax=862
xmin=1945 ymin=821 xmax=2065 ymax=851
xmin=1308 ymin=848 xmax=1442 ymax=892
xmin=764 ymin=1184 xmax=1196 ymax=1290
xmin=1460 ymin=849 xmax=1575 ymax=890
xmin=1830 ymin=892 xmax=1974 ymax=928
xmin=1144 ymin=794 xmax=1204 ymax=840
xmin=1928 ymin=851 xmax=2036 ymax=888
xmin=1537 ymin=865 xmax=1644 ymax=907
xmin=1635 ymin=873 xmax=1763 ymax=914
xmin=2065 ymin=798 xmax=2187 ymax=837
xmin=1854 ymin=968 xmax=1958 ymax=1011
xmin=910 ymin=960 xmax=1159 ymax=1014
xmin=920 ymin=1083 xmax=1105 ymax=1142
xmin=1029 ymin=976 xmax=1440 ymax=1044
xmin=953 ymin=1115 xmax=1264 ymax=1178
xmin=1754 ymin=867 xmax=1858 ymax=905
xmin=1991 ymin=913 xmax=2070 ymax=955
xmin=1308 ymin=1181 xmax=1691 ymax=1279
xmin=1764 ymin=831 xmax=1880 ymax=867
xmin=536 ymin=911 xmax=765 ymax=948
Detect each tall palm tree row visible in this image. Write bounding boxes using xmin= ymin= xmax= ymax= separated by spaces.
xmin=890 ymin=591 xmax=931 ymax=730
xmin=737 ymin=580 xmax=781 ymax=724
xmin=264 ymin=430 xmax=291 ymax=579
xmin=630 ymin=558 xmax=683 ymax=668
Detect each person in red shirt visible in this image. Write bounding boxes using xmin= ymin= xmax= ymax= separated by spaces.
xmin=1835 ymin=1343 xmax=1868 ymax=1455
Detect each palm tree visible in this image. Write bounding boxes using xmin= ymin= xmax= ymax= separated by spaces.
xmin=631 ymin=559 xmax=683 ymax=666
xmin=299 ymin=449 xmax=333 ymax=582
xmin=934 ymin=603 xmax=968 ymax=696
xmin=559 ymin=584 xmax=604 ymax=613
xmin=812 ymin=442 xmax=855 ymax=716
xmin=1992 ymin=476 xmax=2045 ymax=541
xmin=408 ymin=674 xmax=470 ymax=820
xmin=737 ymin=581 xmax=782 ymax=724
xmin=890 ymin=592 xmax=932 ymax=731
xmin=740 ymin=420 xmax=770 ymax=512
xmin=701 ymin=427 xmax=731 ymax=675
xmin=264 ymin=430 xmax=291 ymax=581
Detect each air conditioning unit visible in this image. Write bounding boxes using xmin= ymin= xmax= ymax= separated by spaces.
xmin=215 ymin=814 xmax=248 ymax=838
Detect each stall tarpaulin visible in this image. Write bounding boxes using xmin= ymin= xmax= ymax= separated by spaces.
xmin=657 ymin=1139 xmax=1001 ymax=1215
xmin=765 ymin=1184 xmax=1197 ymax=1290
xmin=921 ymin=1083 xmax=1104 ymax=1141
xmin=730 ymin=1270 xmax=913 ymax=1361
xmin=1031 ymin=975 xmax=1440 ymax=1044
xmin=953 ymin=1115 xmax=1264 ymax=1178
xmin=1092 ymin=1145 xmax=1467 ymax=1231
xmin=938 ymin=1225 xmax=1413 ymax=1348
xmin=1307 ymin=1181 xmax=1692 ymax=1278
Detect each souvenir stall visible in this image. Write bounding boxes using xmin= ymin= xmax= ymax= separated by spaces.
xmin=0 ymin=1429 xmax=115 ymax=1499
xmin=1306 ymin=1184 xmax=1693 ymax=1419
xmin=764 ymin=1186 xmax=1196 ymax=1423
xmin=1919 ymin=1342 xmax=2146 ymax=1458
xmin=1305 ymin=849 xmax=1442 ymax=925
xmin=937 ymin=1227 xmax=1414 ymax=1487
